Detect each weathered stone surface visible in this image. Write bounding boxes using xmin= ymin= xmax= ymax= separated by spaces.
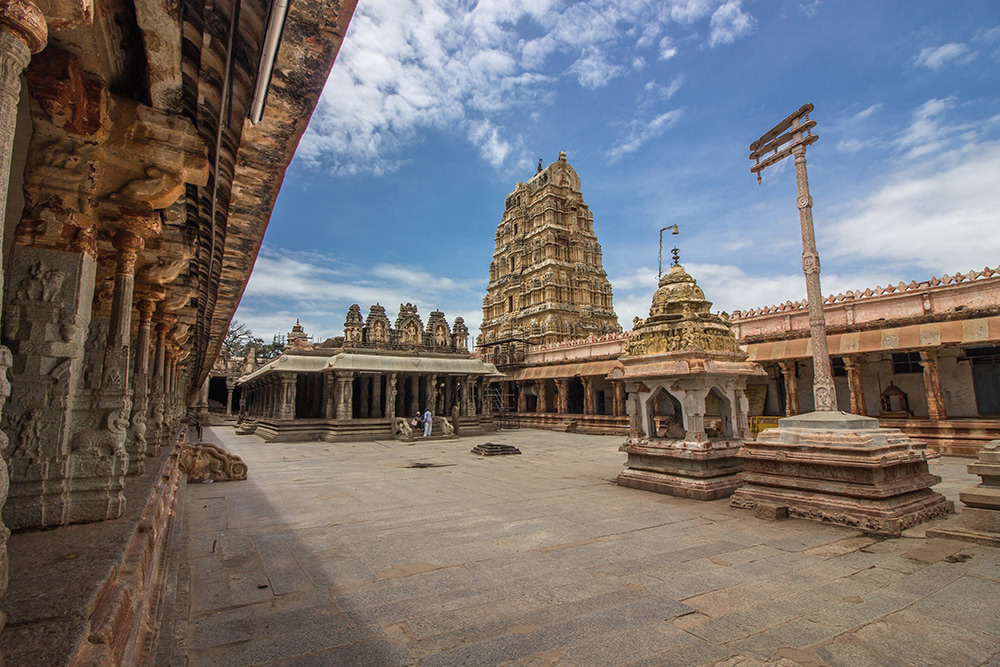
xmin=177 ymin=442 xmax=247 ymax=482
xmin=617 ymin=264 xmax=765 ymax=500
xmin=731 ymin=414 xmax=953 ymax=536
xmin=929 ymin=439 xmax=1000 ymax=546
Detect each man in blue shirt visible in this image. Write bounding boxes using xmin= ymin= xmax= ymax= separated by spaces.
xmin=422 ymin=408 xmax=432 ymax=437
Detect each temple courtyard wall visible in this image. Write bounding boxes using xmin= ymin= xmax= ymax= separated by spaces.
xmin=110 ymin=425 xmax=1000 ymax=664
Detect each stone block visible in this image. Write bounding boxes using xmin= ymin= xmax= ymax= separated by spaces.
xmin=753 ymin=503 xmax=788 ymax=521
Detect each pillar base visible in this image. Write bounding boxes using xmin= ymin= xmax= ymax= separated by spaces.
xmin=617 ymin=438 xmax=744 ymax=501
xmin=730 ymin=411 xmax=953 ymax=537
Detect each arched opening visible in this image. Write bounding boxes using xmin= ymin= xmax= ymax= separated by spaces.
xmin=705 ymin=387 xmax=734 ymax=439
xmin=645 ymin=386 xmax=683 ymax=439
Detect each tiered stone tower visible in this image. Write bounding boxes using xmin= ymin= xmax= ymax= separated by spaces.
xmin=480 ymin=152 xmax=621 ymax=357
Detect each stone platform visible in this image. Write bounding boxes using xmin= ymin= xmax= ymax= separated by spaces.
xmin=618 ymin=439 xmax=742 ymax=500
xmin=158 ymin=425 xmax=999 ymax=665
xmin=731 ymin=412 xmax=954 ymax=537
xmin=0 ymin=443 xmax=185 ymax=665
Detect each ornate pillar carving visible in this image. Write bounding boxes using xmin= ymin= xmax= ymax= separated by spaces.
xmin=425 ymin=374 xmax=437 ymax=414
xmin=843 ymin=356 xmax=867 ymax=416
xmin=358 ymin=375 xmax=369 ymax=418
xmin=920 ymin=349 xmax=947 ymax=421
xmin=371 ymin=374 xmax=381 ymax=418
xmin=683 ymin=388 xmax=709 ymax=441
xmin=385 ymin=373 xmax=397 ymax=419
xmin=778 ymin=361 xmax=800 ymax=417
xmin=408 ymin=375 xmax=419 ymax=416
xmin=226 ymin=381 xmax=234 ymax=416
xmin=613 ymin=380 xmax=625 ymax=417
xmin=555 ymin=379 xmax=569 ymax=414
xmin=516 ymin=382 xmax=526 ymax=413
xmin=582 ymin=376 xmax=594 ymax=415
xmin=125 ymin=285 xmax=163 ymax=474
xmin=278 ymin=373 xmax=296 ymax=419
xmin=336 ymin=372 xmax=354 ymax=420
xmin=627 ymin=392 xmax=642 ymax=440
xmin=479 ymin=378 xmax=489 ymax=417
xmin=148 ymin=315 xmax=172 ymax=455
xmin=537 ymin=379 xmax=548 ymax=414
xmin=460 ymin=375 xmax=472 ymax=417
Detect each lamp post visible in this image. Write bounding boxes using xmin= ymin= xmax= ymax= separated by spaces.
xmin=658 ymin=224 xmax=679 ymax=278
xmin=750 ymin=103 xmax=836 ymax=412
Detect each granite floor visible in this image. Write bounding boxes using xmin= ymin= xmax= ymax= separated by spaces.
xmin=167 ymin=426 xmax=1000 ymax=666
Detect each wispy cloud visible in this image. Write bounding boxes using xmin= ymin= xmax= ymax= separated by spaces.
xmin=299 ymin=0 xmax=758 ymax=176
xmin=825 ymin=137 xmax=1000 ymax=274
xmin=607 ymin=109 xmax=684 ymax=161
xmin=914 ymin=43 xmax=978 ymax=70
xmin=851 ymin=103 xmax=883 ymax=121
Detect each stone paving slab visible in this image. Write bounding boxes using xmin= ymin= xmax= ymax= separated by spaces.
xmin=168 ymin=426 xmax=1000 ymax=666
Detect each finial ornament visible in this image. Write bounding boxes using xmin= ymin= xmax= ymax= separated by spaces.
xmin=671 ymin=246 xmax=680 ymax=267
xmin=537 ymin=159 xmax=543 ymax=173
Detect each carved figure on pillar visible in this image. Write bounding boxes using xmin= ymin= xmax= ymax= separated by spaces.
xmin=778 ymin=361 xmax=800 ymax=417
xmin=844 ymin=356 xmax=867 ymax=416
xmin=920 ymin=350 xmax=947 ymax=421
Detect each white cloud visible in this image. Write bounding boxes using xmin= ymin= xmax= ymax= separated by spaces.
xmin=851 ymin=103 xmax=882 ymax=121
xmin=238 ymin=246 xmax=485 ymax=342
xmin=607 ymin=109 xmax=684 ymax=161
xmin=658 ymin=36 xmax=679 ymax=60
xmin=825 ymin=138 xmax=1000 ymax=274
xmin=708 ymin=1 xmax=756 ymax=47
xmin=894 ymin=97 xmax=952 ymax=158
xmin=567 ymin=51 xmax=625 ymax=90
xmin=836 ymin=138 xmax=869 ymax=154
xmin=799 ymin=0 xmax=820 ymax=17
xmin=915 ymin=43 xmax=978 ymax=70
xmin=299 ymin=0 xmax=758 ymax=176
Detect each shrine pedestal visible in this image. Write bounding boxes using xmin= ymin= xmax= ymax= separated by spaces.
xmin=617 ymin=439 xmax=743 ymax=501
xmin=928 ymin=439 xmax=1000 ymax=547
xmin=730 ymin=412 xmax=953 ymax=537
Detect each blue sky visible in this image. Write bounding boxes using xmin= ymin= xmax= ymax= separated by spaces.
xmin=235 ymin=0 xmax=1000 ymax=346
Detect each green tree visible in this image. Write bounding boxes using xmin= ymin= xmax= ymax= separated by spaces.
xmin=221 ymin=320 xmax=264 ymax=359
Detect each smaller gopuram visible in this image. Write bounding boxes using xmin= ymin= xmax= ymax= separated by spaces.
xmin=615 ymin=263 xmax=765 ymax=499
xmin=236 ymin=305 xmax=500 ymax=442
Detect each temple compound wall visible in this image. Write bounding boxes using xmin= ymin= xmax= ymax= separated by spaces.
xmin=732 ymin=266 xmax=1000 ymax=455
xmin=237 ymin=306 xmax=500 ymax=442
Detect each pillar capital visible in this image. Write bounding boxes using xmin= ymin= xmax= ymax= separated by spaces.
xmin=0 ymin=0 xmax=47 ymax=55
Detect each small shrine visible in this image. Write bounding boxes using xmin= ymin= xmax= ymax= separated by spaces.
xmin=614 ymin=263 xmax=765 ymax=500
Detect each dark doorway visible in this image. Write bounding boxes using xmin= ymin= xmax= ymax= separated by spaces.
xmin=969 ymin=346 xmax=1000 ymax=415
xmin=208 ymin=376 xmax=228 ymax=411
xmin=568 ymin=378 xmax=584 ymax=413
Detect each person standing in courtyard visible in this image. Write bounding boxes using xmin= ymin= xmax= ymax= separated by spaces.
xmin=422 ymin=407 xmax=432 ymax=437
xmin=194 ymin=415 xmax=203 ymax=441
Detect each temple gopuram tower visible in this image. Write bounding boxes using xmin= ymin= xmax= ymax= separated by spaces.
xmin=480 ymin=152 xmax=621 ymax=363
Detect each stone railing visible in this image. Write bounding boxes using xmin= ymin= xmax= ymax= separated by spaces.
xmin=732 ymin=265 xmax=1000 ymax=320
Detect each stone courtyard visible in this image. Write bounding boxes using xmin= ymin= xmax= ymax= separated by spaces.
xmin=160 ymin=426 xmax=1000 ymax=666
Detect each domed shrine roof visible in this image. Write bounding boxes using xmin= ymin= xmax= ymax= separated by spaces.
xmin=625 ymin=264 xmax=744 ymax=357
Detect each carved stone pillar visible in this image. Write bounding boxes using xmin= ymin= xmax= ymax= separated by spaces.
xmin=336 ymin=372 xmax=354 ymax=420
xmin=683 ymin=389 xmax=709 ymax=442
xmin=537 ymin=380 xmax=548 ymax=414
xmin=226 ymin=382 xmax=234 ymax=416
xmin=582 ymin=376 xmax=594 ymax=415
xmin=735 ymin=388 xmax=751 ymax=439
xmin=125 ymin=286 xmax=163 ymax=474
xmin=385 ymin=373 xmax=397 ymax=419
xmin=479 ymin=378 xmax=489 ymax=417
xmin=195 ymin=376 xmax=209 ymax=419
xmin=148 ymin=316 xmax=171 ymax=455
xmin=278 ymin=373 xmax=296 ymax=419
xmin=516 ymin=382 xmax=526 ymax=413
xmin=627 ymin=392 xmax=642 ymax=439
xmin=843 ymin=356 xmax=867 ymax=416
xmin=778 ymin=361 xmax=800 ymax=417
xmin=425 ymin=374 xmax=437 ymax=414
xmin=613 ymin=380 xmax=625 ymax=417
xmin=371 ymin=374 xmax=381 ymax=418
xmin=920 ymin=349 xmax=947 ymax=421
xmin=409 ymin=375 xmax=420 ymax=416
xmin=555 ymin=379 xmax=569 ymax=414
xmin=460 ymin=375 xmax=472 ymax=417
